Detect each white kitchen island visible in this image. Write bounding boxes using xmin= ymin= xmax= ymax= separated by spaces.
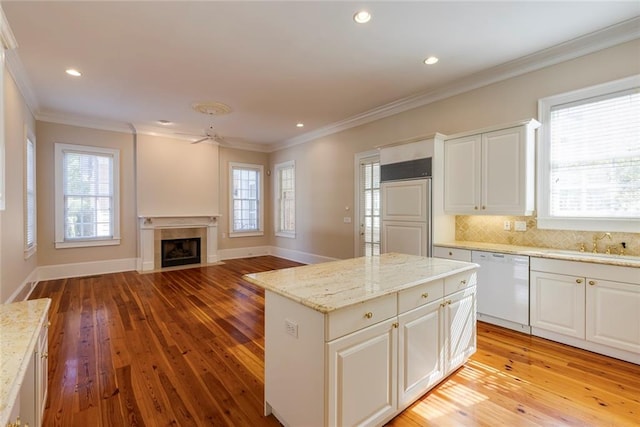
xmin=244 ymin=253 xmax=479 ymax=427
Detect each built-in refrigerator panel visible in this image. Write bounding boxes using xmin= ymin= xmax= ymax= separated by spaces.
xmin=380 ymin=158 xmax=432 ymax=257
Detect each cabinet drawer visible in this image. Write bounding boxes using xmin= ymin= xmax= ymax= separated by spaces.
xmin=398 ymin=279 xmax=444 ymax=314
xmin=433 ymin=246 xmax=472 ymax=262
xmin=444 ymin=270 xmax=477 ymax=295
xmin=326 ymin=294 xmax=397 ymax=341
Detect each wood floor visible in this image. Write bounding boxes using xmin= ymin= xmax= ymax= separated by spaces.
xmin=29 ymin=256 xmax=639 ymax=426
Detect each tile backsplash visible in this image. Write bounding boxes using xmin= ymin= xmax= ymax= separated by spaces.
xmin=455 ymin=216 xmax=640 ymax=256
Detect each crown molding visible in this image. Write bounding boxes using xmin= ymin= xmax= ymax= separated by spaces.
xmin=37 ymin=111 xmax=134 ymax=134
xmin=272 ymin=16 xmax=640 ymax=153
xmin=5 ymin=49 xmax=40 ymax=114
xmin=0 ymin=7 xmax=17 ymax=49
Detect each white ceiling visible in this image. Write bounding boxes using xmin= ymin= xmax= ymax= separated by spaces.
xmin=2 ymin=1 xmax=640 ymax=150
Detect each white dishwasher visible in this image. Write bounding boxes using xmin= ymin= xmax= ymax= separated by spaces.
xmin=472 ymin=251 xmax=530 ymax=333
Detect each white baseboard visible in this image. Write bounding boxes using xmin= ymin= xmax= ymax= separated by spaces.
xmin=8 ymin=246 xmax=335 ymax=288
xmin=269 ymin=246 xmax=338 ymax=265
xmin=531 ymin=327 xmax=640 ymax=365
xmin=218 ymin=246 xmax=271 ymax=260
xmin=4 ymin=268 xmax=39 ymax=303
xmin=37 ymin=258 xmax=137 ymax=281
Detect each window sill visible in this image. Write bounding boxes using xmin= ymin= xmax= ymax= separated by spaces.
xmin=24 ymin=244 xmax=37 ymax=259
xmin=55 ymin=238 xmax=121 ymax=249
xmin=275 ymin=231 xmax=296 ymax=239
xmin=537 ymin=217 xmax=640 ymax=233
xmin=229 ymin=231 xmax=264 ymax=238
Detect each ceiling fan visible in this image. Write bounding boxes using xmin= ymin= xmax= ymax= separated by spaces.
xmin=187 ymin=125 xmax=228 ymax=144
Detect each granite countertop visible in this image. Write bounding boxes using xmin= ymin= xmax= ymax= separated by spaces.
xmin=244 ymin=253 xmax=478 ymax=313
xmin=0 ymin=298 xmax=51 ymax=426
xmin=435 ymin=241 xmax=640 ymax=268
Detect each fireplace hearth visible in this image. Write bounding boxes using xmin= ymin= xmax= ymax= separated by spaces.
xmin=161 ymin=237 xmax=201 ymax=268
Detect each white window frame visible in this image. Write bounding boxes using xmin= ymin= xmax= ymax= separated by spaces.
xmin=229 ymin=162 xmax=264 ymax=237
xmin=537 ymin=74 xmax=640 ymax=233
xmin=54 ymin=143 xmax=121 ymax=248
xmin=24 ymin=127 xmax=36 ymax=258
xmin=274 ymin=160 xmax=296 ymax=238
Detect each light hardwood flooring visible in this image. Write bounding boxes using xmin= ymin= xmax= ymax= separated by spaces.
xmin=29 ymin=256 xmax=640 ymax=426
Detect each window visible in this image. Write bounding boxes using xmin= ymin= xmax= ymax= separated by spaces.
xmin=55 ymin=143 xmax=120 ymax=248
xmin=275 ymin=161 xmax=295 ymax=238
xmin=537 ymin=75 xmax=640 ymax=232
xmin=24 ymin=133 xmax=36 ymax=257
xmin=229 ymin=162 xmax=263 ymax=237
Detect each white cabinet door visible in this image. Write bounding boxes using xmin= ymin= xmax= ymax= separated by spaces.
xmin=398 ymin=300 xmax=444 ymax=407
xmin=327 ymin=318 xmax=397 ymax=427
xmin=381 ymin=221 xmax=427 ymax=256
xmin=586 ymin=279 xmax=640 ymax=353
xmin=444 ymin=134 xmax=481 ymax=213
xmin=482 ymin=126 xmax=528 ymax=213
xmin=530 ymin=271 xmax=585 ymax=339
xmin=381 ymin=180 xmax=428 ymax=222
xmin=444 ymin=286 xmax=477 ymax=372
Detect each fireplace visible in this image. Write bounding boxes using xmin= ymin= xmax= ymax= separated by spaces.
xmin=161 ymin=237 xmax=201 ymax=268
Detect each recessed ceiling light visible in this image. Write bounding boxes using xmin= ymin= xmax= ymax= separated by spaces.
xmin=353 ymin=10 xmax=371 ymax=24
xmin=424 ymin=56 xmax=439 ymax=65
xmin=296 ymin=123 xmax=304 ymax=128
xmin=65 ymin=68 xmax=82 ymax=77
xmin=157 ymin=120 xmax=172 ymax=125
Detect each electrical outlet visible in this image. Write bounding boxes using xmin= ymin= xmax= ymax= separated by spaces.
xmin=343 ymin=217 xmax=352 ymax=224
xmin=503 ymin=221 xmax=511 ymax=231
xmin=285 ymin=319 xmax=298 ymax=338
xmin=515 ymin=221 xmax=527 ymax=231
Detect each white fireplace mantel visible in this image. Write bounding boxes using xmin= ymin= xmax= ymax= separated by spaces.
xmin=137 ymin=215 xmax=221 ymax=272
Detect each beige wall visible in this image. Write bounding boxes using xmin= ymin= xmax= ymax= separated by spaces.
xmin=0 ymin=64 xmax=37 ymax=302
xmin=137 ymin=134 xmax=219 ymax=216
xmin=35 ymin=122 xmax=137 ymax=266
xmin=269 ymin=40 xmax=640 ymax=260
xmin=218 ymin=146 xmax=271 ymax=250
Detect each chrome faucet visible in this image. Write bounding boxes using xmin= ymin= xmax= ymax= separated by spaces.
xmin=592 ymin=232 xmax=612 ymax=253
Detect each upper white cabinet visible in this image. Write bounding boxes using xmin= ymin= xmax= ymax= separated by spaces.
xmin=444 ymin=119 xmax=540 ymax=215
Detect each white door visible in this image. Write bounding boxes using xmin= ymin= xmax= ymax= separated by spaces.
xmin=586 ymin=278 xmax=640 ymax=353
xmin=482 ymin=126 xmax=526 ymax=213
xmin=381 ymin=221 xmax=427 ymax=256
xmin=356 ymin=154 xmax=380 ymax=257
xmin=443 ymin=134 xmax=481 ymax=213
xmin=530 ymin=271 xmax=585 ymax=339
xmin=444 ymin=287 xmax=477 ymax=372
xmin=327 ymin=318 xmax=397 ymax=427
xmin=398 ymin=300 xmax=444 ymax=407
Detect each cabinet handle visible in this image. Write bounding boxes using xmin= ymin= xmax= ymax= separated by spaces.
xmin=41 ymin=352 xmax=48 ymax=359
xmin=460 ymin=280 xmax=467 ymax=285
xmin=576 ymin=279 xmax=583 ymax=284
xmin=589 ymin=280 xmax=596 ymax=286
xmin=448 ymin=251 xmax=453 ymax=256
xmin=440 ymin=300 xmax=452 ymax=307
xmin=474 ymin=206 xmax=478 ymax=210
xmin=421 ymin=293 xmax=429 ymax=299
xmin=364 ymin=312 xmax=373 ymax=319
xmin=392 ymin=322 xmax=399 ymax=329
xmin=482 ymin=206 xmax=486 ymax=210
xmin=47 ymin=321 xmax=51 ymax=327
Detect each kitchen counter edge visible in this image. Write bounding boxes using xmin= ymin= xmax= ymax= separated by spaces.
xmin=435 ymin=241 xmax=640 ymax=268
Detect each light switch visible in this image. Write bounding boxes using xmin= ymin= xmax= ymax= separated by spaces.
xmin=343 ymin=217 xmax=352 ymax=223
